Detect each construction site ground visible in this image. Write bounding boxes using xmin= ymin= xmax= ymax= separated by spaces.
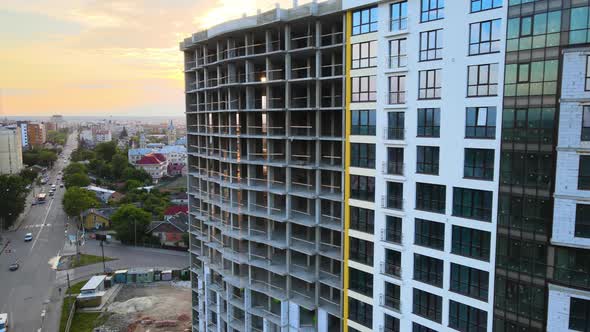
xmin=98 ymin=282 xmax=191 ymax=332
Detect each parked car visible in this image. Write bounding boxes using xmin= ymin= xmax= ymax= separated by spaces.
xmin=24 ymin=233 xmax=33 ymax=241
xmin=8 ymin=262 xmax=19 ymax=271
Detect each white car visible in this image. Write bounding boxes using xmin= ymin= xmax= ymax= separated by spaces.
xmin=24 ymin=233 xmax=33 ymax=242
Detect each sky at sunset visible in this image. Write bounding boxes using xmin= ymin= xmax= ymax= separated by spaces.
xmin=0 ymin=0 xmax=296 ymax=117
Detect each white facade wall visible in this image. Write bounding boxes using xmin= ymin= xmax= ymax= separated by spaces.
xmin=547 ymin=284 xmax=590 ymax=332
xmin=0 ymin=128 xmax=23 ymax=174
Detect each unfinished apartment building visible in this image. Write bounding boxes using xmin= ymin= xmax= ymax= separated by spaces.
xmin=182 ymin=1 xmax=345 ymax=331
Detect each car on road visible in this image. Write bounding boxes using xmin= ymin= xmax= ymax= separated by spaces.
xmin=60 ymin=183 xmax=64 ymax=188
xmin=24 ymin=233 xmax=33 ymax=241
xmin=0 ymin=312 xmax=7 ymax=332
xmin=8 ymin=262 xmax=19 ymax=271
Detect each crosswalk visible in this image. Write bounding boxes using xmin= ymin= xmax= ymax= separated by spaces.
xmin=22 ymin=224 xmax=52 ymax=229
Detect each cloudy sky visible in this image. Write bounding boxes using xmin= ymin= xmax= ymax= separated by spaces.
xmin=0 ymin=0 xmax=296 ymax=116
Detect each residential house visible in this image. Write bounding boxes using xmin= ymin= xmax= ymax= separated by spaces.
xmin=163 ymin=205 xmax=188 ymax=219
xmin=136 ymin=153 xmax=167 ymax=183
xmin=84 ymin=185 xmax=116 ymax=203
xmin=81 ymin=207 xmax=116 ymax=230
xmin=148 ymin=213 xmax=188 ymax=248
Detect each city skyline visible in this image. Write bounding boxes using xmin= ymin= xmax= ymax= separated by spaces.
xmin=0 ymin=0 xmax=295 ymax=117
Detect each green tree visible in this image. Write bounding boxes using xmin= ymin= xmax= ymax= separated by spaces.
xmin=70 ymin=148 xmax=95 ymax=162
xmin=19 ymin=168 xmax=38 ymax=184
xmin=64 ymin=162 xmax=87 ymax=177
xmin=62 ymin=187 xmax=99 ymax=220
xmin=122 ymin=167 xmax=151 ymax=184
xmin=95 ymin=141 xmax=117 ymax=162
xmin=123 ymin=179 xmax=142 ymax=193
xmin=38 ymin=150 xmax=57 ymax=166
xmin=64 ymin=173 xmax=91 ymax=188
xmin=0 ymin=175 xmax=27 ymax=230
xmin=111 ymin=204 xmax=152 ymax=245
xmin=111 ymin=154 xmax=128 ymax=179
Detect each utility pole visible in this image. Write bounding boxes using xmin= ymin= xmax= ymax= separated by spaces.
xmin=100 ymin=240 xmax=106 ymax=273
xmin=134 ymin=218 xmax=137 ymax=247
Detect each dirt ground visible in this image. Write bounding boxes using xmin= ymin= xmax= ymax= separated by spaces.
xmin=99 ymin=282 xmax=191 ymax=332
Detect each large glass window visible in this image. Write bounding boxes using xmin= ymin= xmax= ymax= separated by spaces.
xmin=576 ymin=204 xmax=590 ymax=238
xmin=351 ymin=143 xmax=376 ymax=169
xmin=469 ymin=19 xmax=502 ymax=55
xmin=417 ymin=146 xmax=440 ymax=175
xmin=384 ymin=249 xmax=401 ymax=277
xmin=349 ymin=267 xmax=373 ymax=296
xmin=389 ymin=75 xmax=406 ymax=104
xmin=501 ymin=108 xmax=555 ymax=145
xmin=467 ymin=63 xmax=498 ymax=97
xmin=350 ymin=175 xmax=375 ymax=201
xmin=415 ymin=218 xmax=444 ymax=250
xmin=413 ymin=323 xmax=437 ymax=332
xmin=388 ymin=112 xmax=405 ymax=140
xmin=384 ymin=314 xmax=400 ymax=332
xmin=352 ymin=76 xmax=377 ymax=102
xmin=384 ymin=282 xmax=401 ymax=311
xmin=390 ymin=1 xmax=408 ymax=32
xmin=352 ymin=7 xmax=378 ymax=35
xmin=450 ymin=263 xmax=489 ymax=301
xmin=386 ymin=182 xmax=403 ymax=210
xmin=413 ymin=288 xmax=442 ymax=323
xmin=448 ymin=300 xmax=488 ymax=332
xmin=349 ymin=297 xmax=373 ymax=328
xmin=416 ymin=183 xmax=446 ymax=214
xmin=387 ymin=147 xmax=404 ymax=175
xmin=555 ymin=246 xmax=590 ymax=289
xmin=466 ymin=107 xmax=496 ymax=139
xmin=570 ymin=6 xmax=590 ymax=45
xmin=583 ymin=106 xmax=590 ymax=141
xmin=494 ymin=276 xmax=545 ymax=322
xmin=420 ymin=0 xmax=444 ymax=23
xmin=418 ymin=108 xmax=440 ymax=137
xmin=504 ymin=60 xmax=558 ymax=96
xmin=452 ymin=225 xmax=490 ymax=261
xmin=471 ymin=0 xmax=502 ymax=13
xmin=352 ymin=40 xmax=377 ymax=69
xmin=418 ymin=69 xmax=442 ymax=99
xmin=350 ymin=206 xmax=374 ymax=234
xmin=579 ymin=156 xmax=590 ymax=190
xmin=419 ymin=29 xmax=443 ymax=61
xmin=389 ymin=38 xmax=407 ymax=69
xmin=385 ymin=216 xmax=402 ymax=244
xmin=464 ymin=148 xmax=494 ymax=180
xmin=570 ymin=297 xmax=590 ymax=332
xmin=351 ymin=110 xmax=376 ymax=135
xmin=496 ymin=236 xmax=546 ymax=277
xmin=453 ymin=187 xmax=493 ymax=222
xmin=507 ymin=11 xmax=561 ymax=51
xmin=349 ymin=237 xmax=374 ymax=266
xmin=414 ymin=254 xmax=443 ymax=287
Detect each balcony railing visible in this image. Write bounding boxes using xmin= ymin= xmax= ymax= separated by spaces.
xmin=385 ymin=127 xmax=405 ymax=140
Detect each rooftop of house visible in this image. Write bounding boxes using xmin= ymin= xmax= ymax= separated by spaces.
xmin=164 ymin=205 xmax=188 ymax=216
xmin=137 ymin=153 xmax=167 ymax=165
xmin=85 ymin=185 xmax=116 ymax=194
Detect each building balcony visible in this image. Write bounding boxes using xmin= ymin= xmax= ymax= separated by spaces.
xmin=291 ymin=262 xmax=317 ymax=283
xmin=291 ymin=236 xmax=317 ymax=255
xmin=250 ymin=279 xmax=288 ymax=301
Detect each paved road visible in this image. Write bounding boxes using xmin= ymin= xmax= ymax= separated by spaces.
xmin=0 ymin=132 xmax=77 ymax=332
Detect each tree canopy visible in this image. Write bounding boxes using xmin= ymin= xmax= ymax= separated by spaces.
xmin=64 ymin=172 xmax=91 ymax=188
xmin=62 ymin=187 xmax=99 ymax=218
xmin=95 ymin=141 xmax=117 ymax=162
xmin=0 ymin=175 xmax=28 ymax=230
xmin=23 ymin=148 xmax=57 ymax=167
xmin=111 ymin=204 xmax=152 ymax=244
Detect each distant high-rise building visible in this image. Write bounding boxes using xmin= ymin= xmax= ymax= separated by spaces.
xmin=18 ymin=122 xmax=29 ymax=149
xmin=167 ymin=120 xmax=176 ymax=145
xmin=139 ymin=133 xmax=147 ymax=149
xmin=27 ymin=122 xmax=46 ymax=147
xmin=0 ymin=126 xmax=23 ymax=174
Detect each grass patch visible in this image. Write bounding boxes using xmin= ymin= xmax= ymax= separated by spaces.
xmin=155 ymin=176 xmax=187 ymax=192
xmin=69 ymin=254 xmax=115 ymax=269
xmin=69 ymin=312 xmax=108 ymax=332
xmin=58 ymin=296 xmax=75 ymax=332
xmin=68 ymin=279 xmax=89 ymax=295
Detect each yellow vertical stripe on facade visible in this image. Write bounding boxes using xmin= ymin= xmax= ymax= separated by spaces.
xmin=342 ymin=9 xmax=352 ymax=332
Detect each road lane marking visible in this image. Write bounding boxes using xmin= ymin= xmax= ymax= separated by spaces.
xmin=30 ymin=198 xmax=55 ymax=253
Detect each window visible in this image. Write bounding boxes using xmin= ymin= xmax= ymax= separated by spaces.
xmin=466 ymin=107 xmax=496 ymax=139
xmin=507 ymin=11 xmax=561 ymax=51
xmin=419 ymin=29 xmax=442 ymax=61
xmin=385 ymin=215 xmax=402 ymax=244
xmin=504 ymin=60 xmax=559 ymax=96
xmin=352 ymin=110 xmax=376 ymax=135
xmin=351 ymin=143 xmax=376 ymax=168
xmin=352 ymin=76 xmax=377 ymax=102
xmin=352 ymin=41 xmax=377 ymax=69
xmin=352 ymin=7 xmax=378 ymax=35
xmin=469 ymin=19 xmax=502 ymax=55
xmin=416 ymin=183 xmax=446 ymax=213
xmin=586 ymin=56 xmax=590 ymax=91
xmin=471 ymin=0 xmax=502 ymax=13
xmin=449 ymin=300 xmax=487 ymax=332
xmin=570 ymin=297 xmax=590 ymax=332
xmin=450 ymin=263 xmax=489 ymax=301
xmin=389 ymin=75 xmax=406 ymax=104
xmin=576 ymin=204 xmax=590 ymax=238
xmin=413 ymin=323 xmax=437 ymax=332
xmin=417 ymin=146 xmax=440 ymax=175
xmin=583 ymin=106 xmax=590 ymax=141
xmin=349 ymin=267 xmax=373 ymax=296
xmin=418 ymin=108 xmax=440 ymax=137
xmin=350 ymin=175 xmax=375 ymax=201
xmin=413 ymin=288 xmax=442 ymax=323
xmin=384 ymin=314 xmax=400 ymax=332
xmin=464 ymin=148 xmax=494 ymax=180
xmin=387 ymin=147 xmax=404 ymax=175
xmin=350 ymin=206 xmax=374 ymax=234
xmin=349 ymin=297 xmax=373 ymax=328
xmin=388 ymin=112 xmax=405 ymax=140
xmin=384 ymin=282 xmax=401 ymax=310
xmin=390 ymin=1 xmax=408 ymax=32
xmin=555 ymin=246 xmax=590 ymax=289
xmin=494 ymin=276 xmax=545 ymax=324
xmin=414 ymin=254 xmax=443 ymax=287
xmin=467 ymin=63 xmax=498 ymax=97
xmin=415 ymin=218 xmax=444 ymax=250
xmin=386 ymin=182 xmax=403 ymax=210
xmin=420 ymin=0 xmax=444 ymax=23
xmin=501 ymin=107 xmax=555 ymax=144
xmin=418 ymin=69 xmax=442 ymax=99
xmin=384 ymin=249 xmax=401 ymax=277
xmin=570 ymin=7 xmax=590 ymax=45
xmin=453 ymin=187 xmax=493 ymax=222
xmin=452 ymin=226 xmax=490 ymax=261
xmin=389 ymin=38 xmax=407 ymax=69
xmin=579 ymin=156 xmax=590 ymax=190
xmin=349 ymin=237 xmax=374 ymax=266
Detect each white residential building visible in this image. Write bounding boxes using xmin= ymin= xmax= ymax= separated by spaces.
xmin=0 ymin=126 xmax=23 ymax=174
